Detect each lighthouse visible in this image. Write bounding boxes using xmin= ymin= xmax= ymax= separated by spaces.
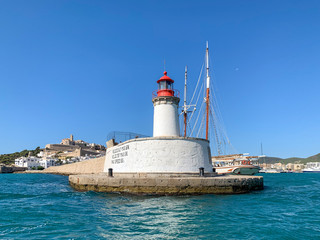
xmin=103 ymin=69 xmax=213 ymax=174
xmin=152 ymin=71 xmax=180 ymax=137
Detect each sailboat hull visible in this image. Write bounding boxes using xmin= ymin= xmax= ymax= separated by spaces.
xmin=214 ymin=165 xmax=260 ymax=175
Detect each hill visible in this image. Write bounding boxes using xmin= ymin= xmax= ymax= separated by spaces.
xmin=0 ymin=147 xmax=41 ymax=165
xmin=259 ymin=153 xmax=320 ymax=165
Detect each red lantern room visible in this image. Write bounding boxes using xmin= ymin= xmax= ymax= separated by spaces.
xmin=156 ymin=71 xmax=175 ymax=97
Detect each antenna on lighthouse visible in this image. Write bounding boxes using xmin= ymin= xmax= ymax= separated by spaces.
xmin=181 ymin=65 xmax=196 ymax=137
xmin=184 ymin=66 xmax=188 ymax=109
xmin=183 ymin=66 xmax=188 ymax=137
xmin=205 ymin=41 xmax=210 ymax=140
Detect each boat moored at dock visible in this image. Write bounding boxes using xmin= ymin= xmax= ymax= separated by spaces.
xmin=212 ymin=154 xmax=261 ymax=175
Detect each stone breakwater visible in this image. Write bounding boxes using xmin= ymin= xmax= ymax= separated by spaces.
xmin=38 ymin=157 xmax=264 ymax=195
xmin=42 ymin=157 xmax=105 ymax=175
xmin=69 ymin=174 xmax=263 ymax=195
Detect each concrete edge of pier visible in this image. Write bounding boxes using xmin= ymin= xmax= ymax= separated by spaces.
xmin=69 ymin=173 xmax=264 ymax=195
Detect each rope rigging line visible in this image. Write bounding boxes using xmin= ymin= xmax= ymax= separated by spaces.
xmin=188 ymin=74 xmax=205 ymax=126
xmin=185 ymin=47 xmax=238 ymax=155
xmin=197 ymin=111 xmax=206 ymax=138
xmin=189 ymin=63 xmax=204 ymax=105
xmin=209 ymin=96 xmax=238 ymax=154
xmin=209 ymin=70 xmax=232 ymax=146
xmin=190 ymin=100 xmax=205 ymax=136
xmin=210 ymin=107 xmax=222 ymax=155
xmin=209 ymin=100 xmax=238 ymax=154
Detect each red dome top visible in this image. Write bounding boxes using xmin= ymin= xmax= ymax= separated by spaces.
xmin=157 ymin=71 xmax=174 ymax=83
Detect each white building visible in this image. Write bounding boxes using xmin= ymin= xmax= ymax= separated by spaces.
xmin=15 ymin=156 xmax=57 ymax=169
xmin=37 ymin=151 xmax=45 ymax=158
xmin=15 ymin=156 xmax=41 ymax=169
xmin=39 ymin=158 xmax=57 ymax=168
xmin=303 ymin=162 xmax=320 ymax=172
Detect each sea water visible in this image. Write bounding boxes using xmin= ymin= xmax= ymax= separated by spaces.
xmin=0 ymin=173 xmax=319 ymax=239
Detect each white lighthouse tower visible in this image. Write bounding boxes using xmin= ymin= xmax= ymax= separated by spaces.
xmin=153 ymin=71 xmax=180 ymax=137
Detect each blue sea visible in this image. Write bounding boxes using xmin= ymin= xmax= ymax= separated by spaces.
xmin=0 ymin=173 xmax=319 ymax=239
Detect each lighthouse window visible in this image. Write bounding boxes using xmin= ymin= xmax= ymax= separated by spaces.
xmin=159 ymin=81 xmax=166 ymax=90
xmin=167 ymin=82 xmax=173 ymax=89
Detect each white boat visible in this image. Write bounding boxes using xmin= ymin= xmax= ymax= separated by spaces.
xmin=212 ymin=154 xmax=260 ymax=175
xmin=303 ymin=162 xmax=320 ymax=173
xmin=260 ymin=168 xmax=285 ymax=173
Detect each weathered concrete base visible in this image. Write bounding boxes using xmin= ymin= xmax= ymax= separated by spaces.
xmin=69 ymin=173 xmax=263 ymax=195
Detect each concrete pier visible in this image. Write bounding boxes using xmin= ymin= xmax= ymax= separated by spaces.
xmin=69 ymin=173 xmax=263 ymax=195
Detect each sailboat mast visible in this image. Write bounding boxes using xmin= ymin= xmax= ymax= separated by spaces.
xmin=184 ymin=66 xmax=188 ymax=137
xmin=205 ymin=41 xmax=210 ymax=140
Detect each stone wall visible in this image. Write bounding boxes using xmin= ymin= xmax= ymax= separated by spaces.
xmin=43 ymin=156 xmax=105 ymax=175
xmin=45 ymin=144 xmax=80 ymax=151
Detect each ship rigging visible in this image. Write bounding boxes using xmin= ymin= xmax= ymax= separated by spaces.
xmin=181 ymin=42 xmax=236 ymax=156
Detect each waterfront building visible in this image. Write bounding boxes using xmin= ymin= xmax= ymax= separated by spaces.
xmin=15 ymin=156 xmax=42 ymax=169
xmin=61 ymin=154 xmax=104 ymax=164
xmin=271 ymin=163 xmax=285 ymax=170
xmin=259 ymin=163 xmax=272 ymax=169
xmin=14 ymin=151 xmax=105 ymax=170
xmin=286 ymin=163 xmax=304 ymax=172
xmin=14 ymin=156 xmax=58 ymax=169
xmin=39 ymin=158 xmax=57 ymax=169
xmin=303 ymin=162 xmax=320 ymax=172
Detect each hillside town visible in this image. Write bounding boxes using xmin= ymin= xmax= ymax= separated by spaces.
xmin=258 ymin=162 xmax=320 ymax=173
xmin=259 ymin=162 xmax=305 ymax=173
xmin=14 ymin=135 xmax=105 ymax=170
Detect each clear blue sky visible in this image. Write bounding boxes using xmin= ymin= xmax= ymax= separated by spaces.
xmin=0 ymin=0 xmax=319 ymax=158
